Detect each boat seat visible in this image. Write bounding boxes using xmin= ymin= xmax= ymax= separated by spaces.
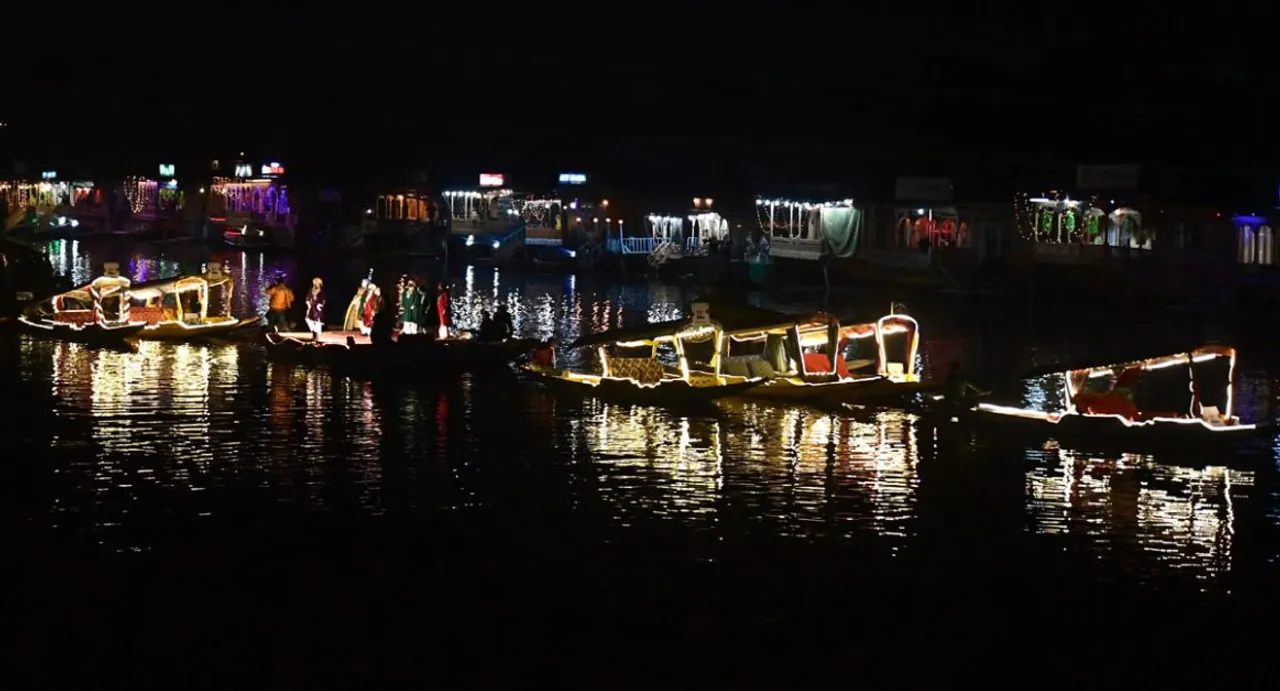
xmin=131 ymin=306 xmax=166 ymax=325
xmin=802 ymin=352 xmax=833 ymax=375
xmin=608 ymin=357 xmax=665 ymax=384
xmin=54 ymin=310 xmax=95 ymax=325
xmin=723 ymin=359 xmax=752 ymax=378
xmin=747 ymin=359 xmax=777 ymax=379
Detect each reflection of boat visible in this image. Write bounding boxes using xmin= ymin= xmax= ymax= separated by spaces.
xmin=525 ymin=301 xmax=764 ymax=405
xmin=264 ymin=330 xmax=540 ymax=376
xmin=18 ymin=262 xmax=146 ymax=345
xmin=127 ymin=262 xmax=259 ymax=340
xmin=930 ymin=345 xmax=1267 ymax=448
xmin=716 ymin=307 xmax=931 ymax=405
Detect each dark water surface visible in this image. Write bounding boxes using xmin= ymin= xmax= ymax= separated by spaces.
xmin=7 ymin=238 xmax=1280 ymax=682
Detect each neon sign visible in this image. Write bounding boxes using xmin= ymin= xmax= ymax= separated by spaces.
xmin=260 ymin=162 xmax=285 ymax=176
xmin=479 ymin=173 xmax=505 ymax=187
xmin=558 ymin=172 xmax=587 ymax=185
xmin=159 ymin=164 xmax=175 ymax=177
xmin=40 ymin=170 xmax=56 ymax=180
xmin=234 ymin=164 xmax=252 ymax=177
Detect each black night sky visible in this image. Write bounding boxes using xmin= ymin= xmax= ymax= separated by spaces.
xmin=6 ymin=6 xmax=1275 ymax=205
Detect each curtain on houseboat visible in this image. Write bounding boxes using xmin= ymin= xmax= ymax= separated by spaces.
xmin=821 ymin=207 xmax=862 ymax=257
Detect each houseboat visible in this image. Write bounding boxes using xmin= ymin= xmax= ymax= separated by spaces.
xmin=366 ymin=189 xmax=443 ymax=256
xmin=526 ymin=301 xmax=763 ymax=405
xmin=2 ymin=176 xmax=98 ymax=238
xmin=933 ymin=345 xmax=1265 ymax=449
xmin=643 ymin=197 xmax=731 ymax=279
xmin=211 ymin=160 xmax=295 ymax=249
xmin=18 ymin=262 xmax=145 ymax=345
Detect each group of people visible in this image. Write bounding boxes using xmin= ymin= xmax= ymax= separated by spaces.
xmin=265 ymin=273 xmax=521 ymax=343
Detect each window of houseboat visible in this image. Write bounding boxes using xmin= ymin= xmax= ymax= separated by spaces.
xmin=1236 ymin=218 xmax=1273 ymax=265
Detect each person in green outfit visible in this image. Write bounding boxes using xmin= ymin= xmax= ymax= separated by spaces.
xmin=944 ymin=360 xmax=987 ymax=404
xmin=400 ymin=278 xmax=423 ymax=335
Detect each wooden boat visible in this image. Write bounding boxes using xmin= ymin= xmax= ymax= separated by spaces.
xmin=928 ymin=345 xmax=1267 ymax=448
xmin=712 ymin=305 xmax=933 ymax=406
xmin=17 ymin=262 xmax=146 ymax=345
xmin=264 ymin=329 xmax=540 ymax=376
xmin=126 ymin=262 xmax=259 ymax=340
xmin=524 ymin=301 xmax=765 ymax=405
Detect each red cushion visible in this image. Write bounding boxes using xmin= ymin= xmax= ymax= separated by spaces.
xmin=1113 ymin=367 xmax=1143 ymax=388
xmin=803 ymin=352 xmax=832 ymax=374
xmin=1074 ymin=392 xmax=1139 ymax=419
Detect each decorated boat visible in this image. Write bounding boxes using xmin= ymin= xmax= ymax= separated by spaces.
xmin=525 ymin=301 xmax=764 ymax=405
xmin=932 ymin=345 xmax=1266 ymax=447
xmin=715 ymin=307 xmax=931 ymax=405
xmin=126 ymin=262 xmax=259 ymax=339
xmin=264 ymin=329 xmax=541 ymax=376
xmin=17 ymin=262 xmax=146 ymax=344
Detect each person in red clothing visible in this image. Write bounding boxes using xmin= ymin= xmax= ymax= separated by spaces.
xmin=360 ymin=285 xmax=382 ymax=337
xmin=530 ymin=341 xmax=556 ymax=370
xmin=435 ymin=280 xmax=451 ymax=339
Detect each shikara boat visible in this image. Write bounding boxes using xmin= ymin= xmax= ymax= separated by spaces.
xmin=264 ymin=329 xmax=540 ymax=376
xmin=714 ymin=307 xmax=932 ymax=405
xmin=524 ymin=301 xmax=764 ymax=405
xmin=929 ymin=345 xmax=1267 ymax=448
xmin=17 ymin=263 xmax=146 ymax=345
xmin=127 ymin=262 xmax=259 ymax=340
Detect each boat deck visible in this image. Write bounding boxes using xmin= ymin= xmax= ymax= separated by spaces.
xmin=277 ymin=330 xmax=376 ymax=346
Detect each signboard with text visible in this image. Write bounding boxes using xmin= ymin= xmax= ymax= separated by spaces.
xmin=159 ymin=163 xmax=175 ymax=177
xmin=558 ymin=172 xmax=587 ymax=185
xmin=40 ymin=170 xmax=56 ymax=180
xmin=260 ymin=162 xmax=285 ymax=176
xmin=234 ymin=164 xmax=252 ymax=177
xmin=479 ymin=173 xmax=505 ymax=187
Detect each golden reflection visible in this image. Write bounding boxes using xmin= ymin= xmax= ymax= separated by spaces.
xmin=723 ymin=402 xmax=919 ymax=540
xmin=587 ymin=404 xmax=724 ymax=518
xmin=1025 ymin=449 xmax=1251 ymax=578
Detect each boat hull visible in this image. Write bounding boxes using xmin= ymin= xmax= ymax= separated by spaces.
xmin=17 ymin=317 xmax=145 ymax=346
xmin=265 ymin=331 xmax=539 ymax=376
xmin=135 ymin=317 xmax=261 ymax=340
xmin=738 ymin=376 xmax=938 ymax=405
xmin=526 ymin=367 xmax=763 ymax=406
xmin=928 ymin=404 xmax=1270 ymax=451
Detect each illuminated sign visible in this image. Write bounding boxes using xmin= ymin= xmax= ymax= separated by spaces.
xmin=40 ymin=170 xmax=56 ymax=180
xmin=159 ymin=164 xmax=175 ymax=177
xmin=260 ymin=162 xmax=285 ymax=176
xmin=558 ymin=172 xmax=587 ymax=185
xmin=479 ymin=173 xmax=505 ymax=187
xmin=234 ymin=164 xmax=252 ymax=177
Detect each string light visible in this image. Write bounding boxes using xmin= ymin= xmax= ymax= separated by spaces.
xmin=754 ymin=197 xmax=853 ymax=239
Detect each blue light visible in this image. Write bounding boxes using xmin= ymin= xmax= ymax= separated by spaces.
xmin=558 ymin=173 xmax=587 ymax=185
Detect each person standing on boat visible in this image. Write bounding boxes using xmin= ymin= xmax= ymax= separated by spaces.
xmin=264 ymin=276 xmax=295 ymax=331
xmin=493 ymin=304 xmax=514 ymax=340
xmin=343 ymin=279 xmax=369 ymax=331
xmin=304 ymin=277 xmax=326 ymax=335
xmin=944 ymin=361 xmax=985 ymax=404
xmin=360 ymin=284 xmax=382 ymax=337
xmin=400 ymin=279 xmax=423 ymax=335
xmin=435 ymin=280 xmax=452 ymax=339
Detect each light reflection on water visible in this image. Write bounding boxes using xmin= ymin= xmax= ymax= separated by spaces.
xmin=1026 ymin=448 xmax=1250 ymax=582
xmin=13 ymin=238 xmax=1280 ymax=590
